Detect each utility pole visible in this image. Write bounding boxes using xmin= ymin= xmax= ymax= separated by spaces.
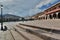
xmin=1 ymin=5 xmax=3 ymax=30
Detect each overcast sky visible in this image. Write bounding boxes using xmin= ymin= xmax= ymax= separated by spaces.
xmin=0 ymin=0 xmax=60 ymax=17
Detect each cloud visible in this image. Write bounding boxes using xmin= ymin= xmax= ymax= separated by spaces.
xmin=2 ymin=0 xmax=41 ymax=16
xmin=0 ymin=0 xmax=7 ymax=2
xmin=0 ymin=0 xmax=60 ymax=17
xmin=28 ymin=8 xmax=42 ymax=16
xmin=8 ymin=12 xmax=13 ymax=14
xmin=0 ymin=0 xmax=13 ymax=3
xmin=36 ymin=0 xmax=51 ymax=8
xmin=36 ymin=0 xmax=60 ymax=8
xmin=27 ymin=0 xmax=59 ymax=17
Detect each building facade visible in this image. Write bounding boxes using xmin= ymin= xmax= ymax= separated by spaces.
xmin=32 ymin=2 xmax=60 ymax=20
xmin=31 ymin=12 xmax=44 ymax=20
xmin=44 ymin=2 xmax=60 ymax=19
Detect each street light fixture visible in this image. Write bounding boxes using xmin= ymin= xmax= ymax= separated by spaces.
xmin=1 ymin=5 xmax=3 ymax=30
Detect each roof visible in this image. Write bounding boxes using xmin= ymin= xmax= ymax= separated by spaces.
xmin=44 ymin=2 xmax=60 ymax=11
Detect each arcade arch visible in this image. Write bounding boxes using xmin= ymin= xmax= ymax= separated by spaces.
xmin=58 ymin=12 xmax=60 ymax=18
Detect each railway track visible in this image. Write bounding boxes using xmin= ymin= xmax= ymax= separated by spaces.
xmin=16 ymin=23 xmax=60 ymax=40
xmin=0 ymin=30 xmax=15 ymax=40
xmin=4 ymin=22 xmax=60 ymax=40
xmin=19 ymin=23 xmax=60 ymax=34
xmin=13 ymin=26 xmax=43 ymax=40
xmin=3 ymin=19 xmax=60 ymax=40
xmin=9 ymin=30 xmax=15 ymax=40
xmin=6 ymin=25 xmax=29 ymax=40
xmin=6 ymin=24 xmax=43 ymax=40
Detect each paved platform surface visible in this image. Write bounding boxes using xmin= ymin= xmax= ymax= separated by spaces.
xmin=17 ymin=24 xmax=60 ymax=40
xmin=0 ymin=19 xmax=60 ymax=40
xmin=0 ymin=22 xmax=44 ymax=40
xmin=19 ymin=19 xmax=60 ymax=30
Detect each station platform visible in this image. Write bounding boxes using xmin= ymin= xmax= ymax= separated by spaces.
xmin=19 ymin=19 xmax=60 ymax=30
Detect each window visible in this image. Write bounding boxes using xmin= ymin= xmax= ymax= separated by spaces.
xmin=59 ymin=6 xmax=60 ymax=8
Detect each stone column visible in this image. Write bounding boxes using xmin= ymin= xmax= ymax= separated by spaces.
xmin=47 ymin=15 xmax=49 ymax=19
xmin=51 ymin=14 xmax=53 ymax=19
xmin=45 ymin=15 xmax=48 ymax=20
xmin=38 ymin=16 xmax=41 ymax=20
xmin=56 ymin=12 xmax=58 ymax=19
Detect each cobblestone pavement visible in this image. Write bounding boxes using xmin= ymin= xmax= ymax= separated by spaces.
xmin=0 ymin=19 xmax=60 ymax=40
xmin=0 ymin=22 xmax=43 ymax=40
xmin=19 ymin=19 xmax=60 ymax=30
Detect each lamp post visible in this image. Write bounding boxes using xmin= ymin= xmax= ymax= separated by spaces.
xmin=1 ymin=5 xmax=3 ymax=30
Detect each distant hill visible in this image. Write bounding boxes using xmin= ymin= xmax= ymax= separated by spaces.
xmin=0 ymin=14 xmax=21 ymax=18
xmin=4 ymin=14 xmax=21 ymax=18
xmin=0 ymin=14 xmax=24 ymax=22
